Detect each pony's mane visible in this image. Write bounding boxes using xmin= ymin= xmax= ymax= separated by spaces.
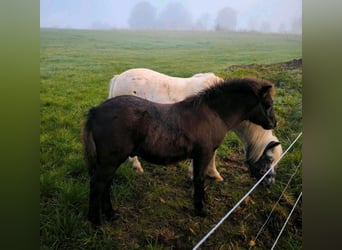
xmin=234 ymin=120 xmax=280 ymax=162
xmin=183 ymin=77 xmax=275 ymax=106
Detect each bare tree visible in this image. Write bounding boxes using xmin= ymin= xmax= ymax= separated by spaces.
xmin=194 ymin=12 xmax=211 ymax=30
xmin=260 ymin=21 xmax=271 ymax=33
xmin=215 ymin=7 xmax=237 ymax=31
xmin=157 ymin=2 xmax=193 ymax=30
xmin=278 ymin=23 xmax=287 ymax=33
xmin=128 ymin=1 xmax=156 ymax=29
xmin=291 ymin=17 xmax=302 ymax=34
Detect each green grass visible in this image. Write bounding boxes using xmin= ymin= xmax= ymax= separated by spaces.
xmin=40 ymin=28 xmax=302 ymax=249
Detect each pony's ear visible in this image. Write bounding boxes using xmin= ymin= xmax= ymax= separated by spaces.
xmin=265 ymin=141 xmax=281 ymax=151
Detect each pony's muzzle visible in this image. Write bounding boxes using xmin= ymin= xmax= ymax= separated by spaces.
xmin=262 ymin=168 xmax=276 ymax=186
xmin=249 ymin=161 xmax=276 ymax=186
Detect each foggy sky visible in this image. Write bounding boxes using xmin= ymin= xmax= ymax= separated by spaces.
xmin=40 ymin=0 xmax=302 ymax=33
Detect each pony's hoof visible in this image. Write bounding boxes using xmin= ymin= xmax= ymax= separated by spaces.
xmin=88 ymin=217 xmax=102 ymax=228
xmin=194 ymin=208 xmax=208 ymax=217
xmin=105 ymin=210 xmax=119 ymax=221
xmin=134 ymin=165 xmax=144 ymax=173
xmin=214 ymin=175 xmax=224 ymax=182
xmin=207 ymin=174 xmax=224 ymax=182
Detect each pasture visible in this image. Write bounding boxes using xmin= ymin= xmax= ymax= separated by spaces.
xmin=40 ymin=29 xmax=302 ymax=249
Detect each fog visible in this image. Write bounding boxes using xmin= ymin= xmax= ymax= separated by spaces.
xmin=40 ymin=0 xmax=302 ymax=33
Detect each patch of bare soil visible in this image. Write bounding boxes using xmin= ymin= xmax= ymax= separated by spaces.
xmin=227 ymin=58 xmax=302 ymax=71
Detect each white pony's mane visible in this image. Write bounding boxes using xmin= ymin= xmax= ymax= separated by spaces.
xmin=232 ymin=121 xmax=282 ymax=163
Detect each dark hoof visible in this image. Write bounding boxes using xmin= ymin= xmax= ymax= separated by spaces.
xmin=105 ymin=209 xmax=120 ymax=221
xmin=194 ymin=208 xmax=208 ymax=217
xmin=88 ymin=217 xmax=102 ymax=228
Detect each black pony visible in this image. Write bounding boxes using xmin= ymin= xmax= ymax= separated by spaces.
xmin=82 ymin=77 xmax=277 ymax=225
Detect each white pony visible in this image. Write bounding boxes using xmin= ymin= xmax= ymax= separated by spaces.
xmin=108 ymin=68 xmax=282 ymax=184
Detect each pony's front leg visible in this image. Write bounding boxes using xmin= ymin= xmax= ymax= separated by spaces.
xmin=129 ymin=156 xmax=144 ymax=173
xmin=193 ymin=153 xmax=212 ymax=217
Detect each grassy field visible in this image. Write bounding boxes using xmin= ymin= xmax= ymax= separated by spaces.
xmin=40 ymin=29 xmax=302 ymax=249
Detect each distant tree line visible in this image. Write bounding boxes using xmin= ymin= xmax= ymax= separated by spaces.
xmin=128 ymin=1 xmax=302 ymax=33
xmin=128 ymin=1 xmax=192 ymax=30
xmin=128 ymin=1 xmax=235 ymax=31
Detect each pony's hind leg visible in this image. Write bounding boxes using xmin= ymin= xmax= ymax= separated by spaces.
xmin=88 ymin=159 xmax=123 ymax=226
xmin=88 ymin=172 xmax=106 ymax=226
xmin=101 ymin=178 xmax=117 ymax=221
xmin=101 ymin=155 xmax=129 ymax=222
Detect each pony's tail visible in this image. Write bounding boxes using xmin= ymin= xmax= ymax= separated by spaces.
xmin=82 ymin=108 xmax=98 ymax=176
xmin=108 ymin=75 xmax=118 ymax=99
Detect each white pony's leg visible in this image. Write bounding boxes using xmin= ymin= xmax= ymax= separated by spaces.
xmin=205 ymin=150 xmax=223 ymax=181
xmin=188 ymin=150 xmax=223 ymax=181
xmin=188 ymin=160 xmax=194 ymax=180
xmin=129 ymin=156 xmax=144 ymax=173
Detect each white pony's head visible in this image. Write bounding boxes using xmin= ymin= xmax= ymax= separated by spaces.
xmin=247 ymin=141 xmax=282 ymax=186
